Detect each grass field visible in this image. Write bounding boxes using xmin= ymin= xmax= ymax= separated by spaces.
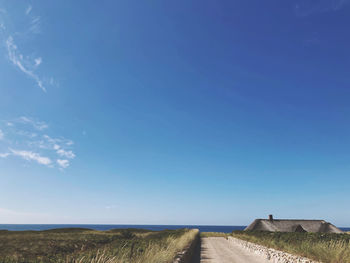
xmin=200 ymin=232 xmax=229 ymax=238
xmin=0 ymin=228 xmax=198 ymax=263
xmin=232 ymin=230 xmax=350 ymax=263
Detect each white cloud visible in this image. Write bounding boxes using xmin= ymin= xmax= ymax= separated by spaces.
xmin=57 ymin=148 xmax=75 ymax=159
xmin=19 ymin=116 xmax=48 ymax=130
xmin=0 ymin=153 xmax=9 ymax=158
xmin=29 ymin=16 xmax=40 ymax=34
xmin=57 ymin=159 xmax=69 ymax=169
xmin=25 ymin=5 xmax=32 ymax=15
xmin=16 ymin=130 xmax=38 ymax=139
xmin=43 ymin=135 xmax=65 ymax=147
xmin=2 ymin=5 xmax=56 ymax=92
xmin=0 ymin=117 xmax=75 ymax=170
xmin=34 ymin=57 xmax=42 ymax=67
xmin=20 ymin=116 xmax=31 ymax=122
xmin=52 ymin=142 xmax=75 ymax=160
xmin=43 ymin=135 xmax=74 ymax=147
xmin=10 ymin=149 xmax=51 ymax=166
xmin=43 ymin=134 xmax=56 ymax=144
xmin=6 ymin=36 xmax=46 ymax=92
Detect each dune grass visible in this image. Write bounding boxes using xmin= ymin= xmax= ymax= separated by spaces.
xmin=0 ymin=228 xmax=198 ymax=263
xmin=68 ymin=228 xmax=198 ymax=263
xmin=231 ymin=231 xmax=350 ymax=263
xmin=200 ymin=232 xmax=229 ymax=238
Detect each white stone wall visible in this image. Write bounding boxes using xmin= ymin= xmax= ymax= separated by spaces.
xmin=228 ymin=236 xmax=320 ymax=263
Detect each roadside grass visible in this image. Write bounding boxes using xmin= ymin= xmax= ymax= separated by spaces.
xmin=232 ymin=231 xmax=350 ymax=263
xmin=0 ymin=228 xmax=198 ymax=263
xmin=68 ymin=228 xmax=199 ymax=263
xmin=200 ymin=232 xmax=229 ymax=238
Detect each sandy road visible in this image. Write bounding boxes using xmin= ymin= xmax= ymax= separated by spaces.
xmin=200 ymin=237 xmax=270 ymax=263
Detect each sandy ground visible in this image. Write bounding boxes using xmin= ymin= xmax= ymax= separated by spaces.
xmin=200 ymin=237 xmax=271 ymax=263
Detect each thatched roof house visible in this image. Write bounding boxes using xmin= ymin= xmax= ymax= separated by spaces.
xmin=245 ymin=215 xmax=343 ymax=233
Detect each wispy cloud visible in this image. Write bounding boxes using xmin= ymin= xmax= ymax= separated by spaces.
xmin=0 ymin=153 xmax=10 ymax=158
xmin=34 ymin=57 xmax=42 ymax=67
xmin=10 ymin=148 xmax=52 ymax=166
xmin=295 ymin=0 xmax=350 ymax=16
xmin=2 ymin=4 xmax=56 ymax=92
xmin=57 ymin=159 xmax=69 ymax=169
xmin=53 ymin=142 xmax=76 ymax=159
xmin=43 ymin=135 xmax=73 ymax=148
xmin=29 ymin=16 xmax=41 ymax=34
xmin=6 ymin=36 xmax=46 ymax=92
xmin=19 ymin=116 xmax=48 ymax=130
xmin=0 ymin=8 xmax=5 ymax=31
xmin=25 ymin=5 xmax=32 ymax=15
xmin=56 ymin=148 xmax=76 ymax=159
xmin=0 ymin=117 xmax=75 ymax=170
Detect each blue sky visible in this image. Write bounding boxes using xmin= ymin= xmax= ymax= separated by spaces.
xmin=1 ymin=0 xmax=350 ymax=226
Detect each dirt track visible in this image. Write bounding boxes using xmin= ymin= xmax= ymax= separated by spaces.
xmin=200 ymin=237 xmax=270 ymax=263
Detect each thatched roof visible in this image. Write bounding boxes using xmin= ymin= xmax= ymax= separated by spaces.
xmin=245 ymin=217 xmax=343 ymax=233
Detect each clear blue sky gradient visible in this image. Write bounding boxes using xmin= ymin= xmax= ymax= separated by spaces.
xmin=0 ymin=0 xmax=350 ymax=226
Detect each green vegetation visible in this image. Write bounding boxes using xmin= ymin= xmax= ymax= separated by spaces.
xmin=0 ymin=228 xmax=198 ymax=263
xmin=200 ymin=232 xmax=229 ymax=238
xmin=232 ymin=230 xmax=350 ymax=263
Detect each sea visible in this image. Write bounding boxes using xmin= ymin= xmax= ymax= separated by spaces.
xmin=0 ymin=224 xmax=349 ymax=232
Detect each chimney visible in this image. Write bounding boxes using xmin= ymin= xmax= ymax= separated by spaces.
xmin=269 ymin=214 xmax=273 ymax=221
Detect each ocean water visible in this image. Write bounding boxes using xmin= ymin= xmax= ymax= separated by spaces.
xmin=0 ymin=224 xmax=245 ymax=232
xmin=0 ymin=224 xmax=349 ymax=232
